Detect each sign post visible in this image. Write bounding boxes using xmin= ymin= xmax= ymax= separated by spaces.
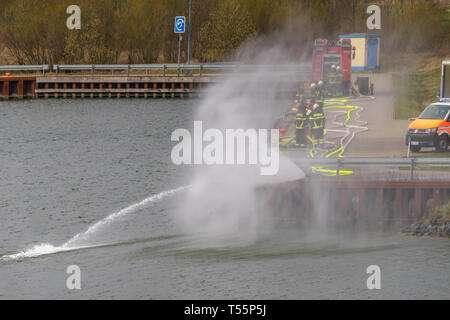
xmin=174 ymin=16 xmax=185 ymax=76
xmin=187 ymin=0 xmax=192 ymax=75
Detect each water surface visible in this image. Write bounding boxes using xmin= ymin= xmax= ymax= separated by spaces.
xmin=0 ymin=99 xmax=448 ymax=299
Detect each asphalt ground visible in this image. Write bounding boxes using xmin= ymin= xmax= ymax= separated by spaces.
xmin=345 ymin=73 xmax=409 ymax=157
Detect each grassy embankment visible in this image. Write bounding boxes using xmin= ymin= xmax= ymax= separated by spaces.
xmin=426 ymin=202 xmax=450 ymax=222
xmin=392 ymin=58 xmax=443 ymax=120
xmin=417 ymin=201 xmax=450 ymax=237
xmin=392 ymin=8 xmax=450 ymax=120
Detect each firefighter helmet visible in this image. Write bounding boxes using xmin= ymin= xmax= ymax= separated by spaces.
xmin=310 ymin=83 xmax=316 ymax=89
xmin=313 ymin=104 xmax=319 ymax=110
xmin=331 ymin=64 xmax=336 ymax=70
xmin=318 ymin=80 xmax=324 ymax=87
xmin=336 ymin=66 xmax=341 ymax=72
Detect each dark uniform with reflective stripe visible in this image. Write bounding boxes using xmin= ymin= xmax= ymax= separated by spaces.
xmin=295 ymin=104 xmax=308 ymax=148
xmin=310 ymin=109 xmax=325 ymax=146
xmin=312 ymin=86 xmax=325 ymax=111
xmin=296 ymin=93 xmax=306 ymax=112
xmin=327 ymin=71 xmax=338 ymax=97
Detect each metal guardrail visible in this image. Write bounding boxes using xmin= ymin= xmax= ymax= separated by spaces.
xmin=0 ymin=63 xmax=311 ymax=76
xmin=53 ymin=63 xmax=311 ymax=76
xmin=294 ymin=157 xmax=450 ymax=180
xmin=0 ymin=65 xmax=50 ymax=74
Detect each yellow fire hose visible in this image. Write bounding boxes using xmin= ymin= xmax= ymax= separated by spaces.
xmin=310 ymin=99 xmax=362 ymax=175
xmin=311 ymin=166 xmax=354 ymax=176
xmin=279 ymin=96 xmax=372 ymax=177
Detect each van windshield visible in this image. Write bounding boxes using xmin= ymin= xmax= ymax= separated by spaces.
xmin=418 ymin=104 xmax=450 ymax=119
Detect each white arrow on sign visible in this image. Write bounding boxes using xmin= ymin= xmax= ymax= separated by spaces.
xmin=174 ymin=16 xmax=185 ymax=33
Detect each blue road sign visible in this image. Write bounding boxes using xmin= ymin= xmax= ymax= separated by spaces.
xmin=174 ymin=16 xmax=185 ymax=33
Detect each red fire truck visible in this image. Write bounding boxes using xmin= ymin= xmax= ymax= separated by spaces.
xmin=311 ymin=38 xmax=352 ymax=96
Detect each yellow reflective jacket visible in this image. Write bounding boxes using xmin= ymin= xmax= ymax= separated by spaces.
xmin=310 ymin=112 xmax=325 ymax=129
xmin=295 ymin=113 xmax=308 ymax=129
xmin=312 ymin=88 xmax=324 ymax=103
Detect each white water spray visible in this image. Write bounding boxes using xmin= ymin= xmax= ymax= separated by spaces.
xmin=64 ymin=185 xmax=188 ymax=247
xmin=2 ymin=186 xmax=189 ymax=260
xmin=174 ymin=47 xmax=306 ymax=243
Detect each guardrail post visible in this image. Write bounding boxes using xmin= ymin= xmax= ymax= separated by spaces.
xmin=127 ymin=65 xmax=130 ymax=76
xmin=55 ymin=65 xmax=58 ymax=76
xmin=91 ymin=65 xmax=94 ymax=76
xmin=163 ymin=65 xmax=166 ymax=76
xmin=200 ymin=65 xmax=203 ymax=76
xmin=410 ymin=158 xmax=415 ymax=180
xmin=336 ymin=158 xmax=342 ymax=176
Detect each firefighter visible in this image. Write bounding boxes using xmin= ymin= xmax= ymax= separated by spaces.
xmin=296 ymin=92 xmax=304 ymax=104
xmin=292 ymin=100 xmax=299 ymax=112
xmin=326 ymin=65 xmax=337 ymax=97
xmin=309 ymin=82 xmax=317 ymax=98
xmin=295 ymin=100 xmax=308 ymax=148
xmin=296 ymin=82 xmax=306 ymax=103
xmin=313 ymin=80 xmax=325 ymax=111
xmin=296 ymin=89 xmax=307 ymax=111
xmin=309 ymin=82 xmax=317 ymax=106
xmin=310 ymin=103 xmax=325 ymax=147
xmin=335 ymin=66 xmax=343 ymax=96
xmin=296 ymin=94 xmax=306 ymax=116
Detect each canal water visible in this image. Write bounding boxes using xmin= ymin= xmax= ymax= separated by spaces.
xmin=0 ymin=99 xmax=448 ymax=299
